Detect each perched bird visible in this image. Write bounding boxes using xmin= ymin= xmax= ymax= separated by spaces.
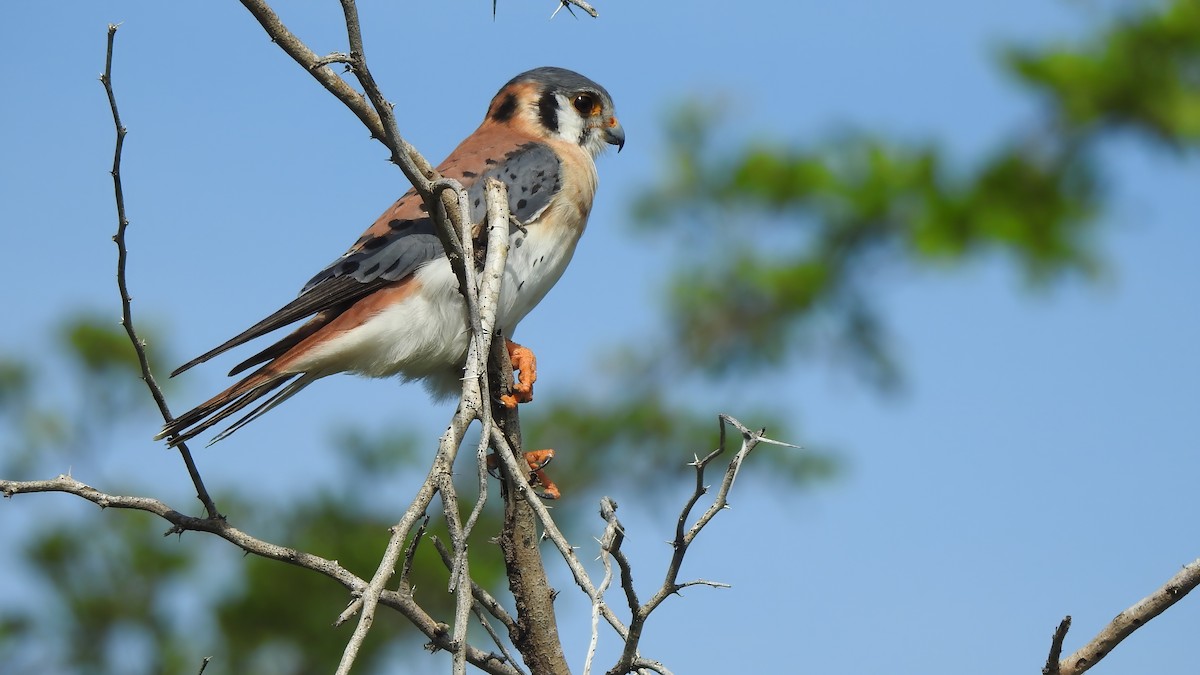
xmin=157 ymin=66 xmax=623 ymax=448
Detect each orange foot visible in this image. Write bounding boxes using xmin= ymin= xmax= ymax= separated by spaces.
xmin=499 ymin=339 xmax=538 ymax=409
xmin=487 ymin=449 xmax=560 ymax=500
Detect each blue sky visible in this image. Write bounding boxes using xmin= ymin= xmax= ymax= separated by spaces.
xmin=2 ymin=1 xmax=1198 ymax=673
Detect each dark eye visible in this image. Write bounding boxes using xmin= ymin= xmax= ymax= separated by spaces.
xmin=573 ymin=93 xmax=597 ymax=115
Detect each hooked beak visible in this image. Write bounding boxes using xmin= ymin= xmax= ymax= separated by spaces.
xmin=603 ymin=119 xmax=625 ymax=152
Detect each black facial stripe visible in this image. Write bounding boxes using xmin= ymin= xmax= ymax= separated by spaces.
xmin=537 ymin=89 xmax=559 ymax=134
xmin=490 ymin=93 xmax=517 ymax=122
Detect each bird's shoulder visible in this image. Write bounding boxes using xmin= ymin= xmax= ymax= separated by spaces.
xmin=300 ymin=126 xmax=575 ymax=294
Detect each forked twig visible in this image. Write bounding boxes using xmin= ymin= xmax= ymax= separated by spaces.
xmin=604 ymin=415 xmax=793 ymax=675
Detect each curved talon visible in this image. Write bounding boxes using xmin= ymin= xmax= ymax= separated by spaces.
xmin=530 ymin=468 xmax=560 ymax=500
xmin=485 ymin=448 xmax=559 ymax=498
xmin=523 ymin=448 xmax=554 ymax=471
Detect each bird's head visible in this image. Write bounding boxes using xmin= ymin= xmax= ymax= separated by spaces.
xmin=486 ymin=66 xmax=624 ymax=157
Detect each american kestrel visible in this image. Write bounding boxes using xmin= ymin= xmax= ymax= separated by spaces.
xmin=157 ymin=67 xmax=623 ymax=449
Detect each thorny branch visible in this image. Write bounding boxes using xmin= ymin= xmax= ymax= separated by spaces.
xmin=601 ymin=416 xmax=785 ymax=675
xmin=496 ymin=0 xmax=599 ymax=20
xmin=3 ymin=7 xmax=1195 ymax=675
xmin=434 ymin=537 xmax=527 ymax=675
xmin=489 ymin=357 xmax=569 ymax=675
xmin=236 ymin=0 xmax=434 ymax=187
xmin=0 ymin=474 xmax=519 ymax=675
xmin=101 ymin=24 xmax=219 ymax=520
xmin=551 ymin=0 xmax=600 ymax=19
xmin=333 ymin=179 xmax=505 ymax=675
xmin=94 ymin=16 xmax=519 ymax=675
xmin=13 ymin=7 xmax=803 ymax=675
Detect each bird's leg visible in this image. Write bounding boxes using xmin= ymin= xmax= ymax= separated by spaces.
xmin=486 ymin=448 xmax=559 ymax=499
xmin=500 ymin=338 xmax=537 ymax=408
xmin=489 ymin=338 xmax=557 ymax=496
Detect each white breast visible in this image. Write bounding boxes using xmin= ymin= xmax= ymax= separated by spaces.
xmin=496 ymin=213 xmax=584 ymax=333
xmin=497 ymin=140 xmax=595 ymax=335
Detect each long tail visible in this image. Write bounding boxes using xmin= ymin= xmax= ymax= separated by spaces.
xmin=155 ymin=367 xmax=318 ymax=447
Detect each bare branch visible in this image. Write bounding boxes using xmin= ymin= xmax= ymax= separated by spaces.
xmin=1043 ymin=616 xmax=1071 ymax=675
xmin=326 ymin=93 xmax=514 ymax=675
xmin=397 ymin=516 xmax=429 ymax=594
xmin=92 ymin=20 xmax=513 ymax=673
xmin=333 ymin=0 xmax=434 ymax=191
xmin=235 ymin=0 xmax=433 ymax=184
xmin=627 ymin=658 xmax=672 ymax=675
xmin=101 ymin=24 xmax=220 ymax=520
xmin=334 ymin=402 xmax=473 ymax=675
xmin=459 ymin=178 xmax=513 ymax=565
xmin=606 ymin=415 xmax=781 ymax=675
xmin=473 ymin=604 xmax=527 ymax=675
xmin=586 ymin=497 xmax=625 ymax=674
xmin=490 ymin=351 xmax=570 ymax=674
xmin=1053 ymin=559 xmax=1200 ymax=674
xmin=0 ymin=474 xmax=520 ymax=675
xmin=432 ymin=535 xmax=528 ymax=675
xmin=487 ymin=422 xmax=632 ymax=643
xmin=433 ymin=537 xmax=517 ymax=634
xmin=551 ymin=0 xmax=600 ymax=19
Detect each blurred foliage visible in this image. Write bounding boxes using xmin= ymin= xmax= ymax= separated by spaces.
xmin=631 ymin=0 xmax=1198 ymax=392
xmin=635 ymin=127 xmax=1099 ymax=387
xmin=3 ymin=1 xmax=1199 ymax=673
xmin=1008 ymin=0 xmax=1200 ymax=148
xmin=207 ymin=427 xmax=512 ymax=674
xmin=0 ymin=337 xmax=510 ymax=674
xmin=20 ymin=514 xmax=198 ymax=674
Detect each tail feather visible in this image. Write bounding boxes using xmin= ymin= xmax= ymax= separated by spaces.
xmin=206 ymin=374 xmax=317 ymax=446
xmin=156 ymin=368 xmax=296 ymax=447
xmin=227 ymin=312 xmax=333 ymax=377
xmin=159 ymin=275 xmax=414 ymax=445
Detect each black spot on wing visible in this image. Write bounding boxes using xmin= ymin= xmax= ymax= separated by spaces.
xmin=461 ymin=170 xmax=478 ymax=178
xmin=465 ymin=141 xmax=562 ymax=225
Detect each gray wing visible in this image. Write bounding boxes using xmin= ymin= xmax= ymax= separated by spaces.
xmin=472 ymin=140 xmax=563 ymax=224
xmin=302 ymin=141 xmax=562 ymax=291
xmin=171 ymin=141 xmax=563 ymax=378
